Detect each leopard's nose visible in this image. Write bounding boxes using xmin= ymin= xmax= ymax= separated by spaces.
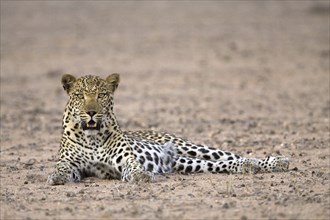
xmin=87 ymin=111 xmax=97 ymax=117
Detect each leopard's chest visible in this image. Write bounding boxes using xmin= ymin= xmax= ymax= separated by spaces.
xmin=67 ymin=136 xmax=121 ymax=179
xmin=77 ymin=147 xmax=121 ymax=179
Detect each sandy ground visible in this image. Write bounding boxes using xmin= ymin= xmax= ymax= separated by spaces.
xmin=1 ymin=1 xmax=329 ymax=220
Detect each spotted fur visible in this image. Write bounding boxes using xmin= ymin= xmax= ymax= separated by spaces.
xmin=47 ymin=74 xmax=289 ymax=185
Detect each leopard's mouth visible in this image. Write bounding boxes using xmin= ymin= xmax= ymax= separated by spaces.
xmin=81 ymin=120 xmax=101 ymax=131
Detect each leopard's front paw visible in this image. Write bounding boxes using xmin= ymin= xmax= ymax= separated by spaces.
xmin=47 ymin=172 xmax=68 ymax=185
xmin=122 ymin=169 xmax=154 ymax=183
xmin=47 ymin=167 xmax=81 ymax=185
xmin=133 ymin=170 xmax=154 ymax=183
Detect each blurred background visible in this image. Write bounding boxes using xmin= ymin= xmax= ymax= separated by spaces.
xmin=2 ymin=1 xmax=328 ymax=76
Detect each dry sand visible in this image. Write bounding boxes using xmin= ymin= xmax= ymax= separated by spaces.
xmin=1 ymin=1 xmax=329 ymax=219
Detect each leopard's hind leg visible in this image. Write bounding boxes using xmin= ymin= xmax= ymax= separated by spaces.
xmin=173 ymin=155 xmax=289 ymax=174
xmin=169 ymin=138 xmax=289 ymax=173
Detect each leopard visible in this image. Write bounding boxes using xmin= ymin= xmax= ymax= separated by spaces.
xmin=47 ymin=74 xmax=289 ymax=185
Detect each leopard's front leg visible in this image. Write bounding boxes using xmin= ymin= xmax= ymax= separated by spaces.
xmin=47 ymin=161 xmax=81 ymax=185
xmin=121 ymin=156 xmax=154 ymax=183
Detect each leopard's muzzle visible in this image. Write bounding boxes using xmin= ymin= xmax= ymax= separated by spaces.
xmin=81 ymin=110 xmax=101 ymax=131
xmin=81 ymin=120 xmax=101 ymax=131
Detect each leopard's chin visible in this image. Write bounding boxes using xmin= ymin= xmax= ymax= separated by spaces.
xmin=81 ymin=120 xmax=101 ymax=131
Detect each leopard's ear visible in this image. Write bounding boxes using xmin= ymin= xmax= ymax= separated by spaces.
xmin=106 ymin=73 xmax=120 ymax=93
xmin=61 ymin=74 xmax=76 ymax=94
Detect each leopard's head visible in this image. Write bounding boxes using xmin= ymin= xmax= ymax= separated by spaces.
xmin=61 ymin=74 xmax=120 ymax=132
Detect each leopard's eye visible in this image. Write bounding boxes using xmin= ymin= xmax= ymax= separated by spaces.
xmin=98 ymin=93 xmax=107 ymax=99
xmin=74 ymin=93 xmax=84 ymax=99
